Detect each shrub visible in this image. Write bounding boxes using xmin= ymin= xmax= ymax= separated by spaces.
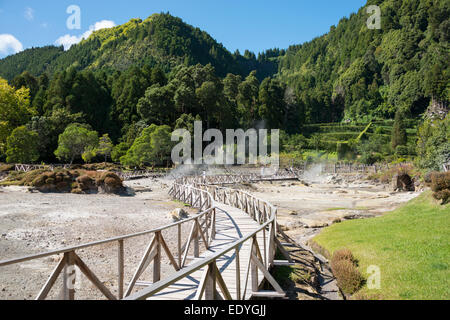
xmin=431 ymin=172 xmax=450 ymax=204
xmin=331 ymin=249 xmax=356 ymax=264
xmin=395 ymin=145 xmax=409 ymax=157
xmin=331 ymin=259 xmax=363 ymax=295
xmin=330 ymin=249 xmax=363 ymax=295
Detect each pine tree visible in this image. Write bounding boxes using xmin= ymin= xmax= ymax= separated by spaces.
xmin=391 ymin=110 xmax=407 ymax=150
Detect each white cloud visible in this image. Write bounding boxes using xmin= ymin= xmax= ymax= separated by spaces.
xmin=24 ymin=7 xmax=34 ymax=21
xmin=0 ymin=34 xmax=24 ymax=56
xmin=55 ymin=20 xmax=116 ymax=50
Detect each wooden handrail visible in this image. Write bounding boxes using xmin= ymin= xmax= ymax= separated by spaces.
xmin=1 ymin=173 xmax=286 ymax=300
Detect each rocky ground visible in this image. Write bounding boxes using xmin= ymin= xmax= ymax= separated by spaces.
xmin=0 ymin=178 xmax=196 ymax=300
xmin=246 ymin=173 xmax=420 ymax=246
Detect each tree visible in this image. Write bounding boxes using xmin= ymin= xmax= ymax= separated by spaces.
xmin=120 ymin=124 xmax=173 ymax=167
xmin=258 ymin=77 xmax=286 ymax=129
xmin=6 ymin=126 xmax=39 ymax=164
xmin=137 ymin=84 xmax=175 ymax=125
xmin=96 ymin=134 xmax=114 ymax=162
xmin=196 ymin=81 xmax=221 ymax=128
xmin=416 ymin=115 xmax=450 ymax=170
xmin=111 ymin=142 xmax=130 ymax=163
xmin=54 ymin=123 xmax=99 ymax=164
xmin=237 ymin=71 xmax=259 ymax=127
xmin=0 ymin=78 xmax=34 ymax=153
xmin=391 ymin=110 xmax=407 ymax=149
xmin=27 ymin=108 xmax=84 ymax=162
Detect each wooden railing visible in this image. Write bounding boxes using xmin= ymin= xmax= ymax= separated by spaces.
xmin=115 ymin=170 xmax=165 ymax=181
xmin=126 ymin=178 xmax=285 ymax=300
xmin=0 ymin=173 xmax=290 ymax=300
xmin=15 ymin=164 xmax=71 ymax=172
xmin=0 ymin=185 xmax=215 ymax=300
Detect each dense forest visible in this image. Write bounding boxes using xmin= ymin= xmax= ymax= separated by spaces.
xmin=278 ymin=0 xmax=449 ymax=123
xmin=0 ymin=0 xmax=448 ymax=169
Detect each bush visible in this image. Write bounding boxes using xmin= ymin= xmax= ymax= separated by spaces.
xmin=331 ymin=249 xmax=356 ymax=264
xmin=395 ymin=145 xmax=409 ymax=156
xmin=431 ymin=172 xmax=450 ymax=204
xmin=330 ymin=249 xmax=363 ymax=295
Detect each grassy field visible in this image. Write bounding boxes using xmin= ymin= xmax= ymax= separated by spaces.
xmin=314 ymin=191 xmax=450 ymax=300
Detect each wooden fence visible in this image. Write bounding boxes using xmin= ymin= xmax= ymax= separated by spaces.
xmin=0 ymin=185 xmax=215 ymax=300
xmin=14 ymin=164 xmax=71 ymax=172
xmin=126 ymin=178 xmax=284 ymax=300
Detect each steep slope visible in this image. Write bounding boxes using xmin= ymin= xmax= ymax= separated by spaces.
xmin=0 ymin=46 xmax=64 ymax=81
xmin=277 ymin=0 xmax=449 ymax=122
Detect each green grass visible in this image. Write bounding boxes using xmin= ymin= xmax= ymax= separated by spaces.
xmin=314 ymin=191 xmax=450 ymax=300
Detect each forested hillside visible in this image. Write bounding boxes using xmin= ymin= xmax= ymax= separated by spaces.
xmin=278 ymin=0 xmax=449 ymax=123
xmin=0 ymin=13 xmax=279 ymax=81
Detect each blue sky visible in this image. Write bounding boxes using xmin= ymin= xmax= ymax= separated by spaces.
xmin=0 ymin=0 xmax=367 ymax=58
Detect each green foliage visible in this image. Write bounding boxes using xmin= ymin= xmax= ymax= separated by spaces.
xmin=0 ymin=46 xmax=63 ymax=81
xmin=95 ymin=134 xmax=114 ymax=162
xmin=416 ymin=115 xmax=450 ymax=170
xmin=54 ymin=123 xmax=99 ymax=164
xmin=0 ymin=13 xmax=273 ymax=81
xmin=391 ymin=110 xmax=407 ymax=149
xmin=5 ymin=126 xmax=39 ymax=163
xmin=0 ymin=78 xmax=34 ymax=153
xmin=279 ymin=0 xmax=449 ymax=120
xmin=111 ymin=142 xmax=130 ymax=163
xmin=137 ymin=84 xmax=175 ymax=125
xmin=120 ymin=124 xmax=173 ymax=167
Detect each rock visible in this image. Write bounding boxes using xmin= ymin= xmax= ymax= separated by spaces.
xmin=284 ymin=220 xmax=305 ymax=230
xmin=168 ymin=208 xmax=189 ymax=221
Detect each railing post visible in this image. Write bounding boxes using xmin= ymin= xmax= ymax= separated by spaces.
xmin=62 ymin=251 xmax=75 ymax=300
xmin=193 ymin=220 xmax=199 ymax=258
xmin=235 ymin=247 xmax=241 ymax=300
xmin=251 ymin=242 xmax=258 ymax=293
xmin=211 ymin=208 xmax=216 ymax=240
xmin=118 ymin=240 xmax=124 ymax=299
xmin=153 ymin=232 xmax=161 ymax=283
xmin=178 ymin=224 xmax=182 ymax=268
xmin=204 ymin=262 xmax=217 ymax=300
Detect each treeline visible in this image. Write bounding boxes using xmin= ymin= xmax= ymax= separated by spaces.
xmin=0 ymin=62 xmax=301 ymax=166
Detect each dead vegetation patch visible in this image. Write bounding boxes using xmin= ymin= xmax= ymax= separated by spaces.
xmin=330 ymin=249 xmax=363 ymax=296
xmin=0 ymin=169 xmax=124 ymax=194
xmin=430 ymin=172 xmax=450 ymax=205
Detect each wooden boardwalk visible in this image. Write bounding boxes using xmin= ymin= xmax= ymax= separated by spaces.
xmin=144 ymin=203 xmax=265 ymax=300
xmin=0 ymin=175 xmax=287 ymax=300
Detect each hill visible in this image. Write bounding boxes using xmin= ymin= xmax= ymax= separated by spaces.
xmin=0 ymin=13 xmax=279 ymax=80
xmin=277 ymin=0 xmax=449 ymax=122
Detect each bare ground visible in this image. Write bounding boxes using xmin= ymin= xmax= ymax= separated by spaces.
xmin=0 ymin=178 xmax=196 ymax=300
